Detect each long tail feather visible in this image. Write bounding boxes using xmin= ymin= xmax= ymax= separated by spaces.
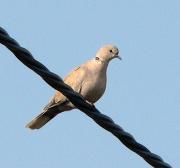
xmin=26 ymin=108 xmax=59 ymax=130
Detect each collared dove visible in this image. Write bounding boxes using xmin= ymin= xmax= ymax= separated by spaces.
xmin=26 ymin=44 xmax=120 ymax=129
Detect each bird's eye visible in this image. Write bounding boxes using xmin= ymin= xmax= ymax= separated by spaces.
xmin=109 ymin=50 xmax=113 ymax=53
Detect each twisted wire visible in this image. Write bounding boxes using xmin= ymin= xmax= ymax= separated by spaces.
xmin=0 ymin=27 xmax=172 ymax=168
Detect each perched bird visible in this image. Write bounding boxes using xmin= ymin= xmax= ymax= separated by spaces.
xmin=26 ymin=44 xmax=121 ymax=129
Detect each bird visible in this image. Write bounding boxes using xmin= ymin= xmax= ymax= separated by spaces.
xmin=26 ymin=44 xmax=121 ymax=129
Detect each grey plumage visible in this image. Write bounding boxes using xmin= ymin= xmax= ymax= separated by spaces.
xmin=26 ymin=45 xmax=120 ymax=129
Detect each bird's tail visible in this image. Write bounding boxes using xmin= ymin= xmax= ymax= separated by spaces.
xmin=26 ymin=108 xmax=60 ymax=130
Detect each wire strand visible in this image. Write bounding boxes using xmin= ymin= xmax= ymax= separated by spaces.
xmin=0 ymin=27 xmax=172 ymax=168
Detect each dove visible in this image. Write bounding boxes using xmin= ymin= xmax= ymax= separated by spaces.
xmin=26 ymin=44 xmax=120 ymax=129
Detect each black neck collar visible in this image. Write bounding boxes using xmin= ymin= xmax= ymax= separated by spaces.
xmin=95 ymin=56 xmax=106 ymax=63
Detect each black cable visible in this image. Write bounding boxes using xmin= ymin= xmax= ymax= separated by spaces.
xmin=0 ymin=27 xmax=172 ymax=168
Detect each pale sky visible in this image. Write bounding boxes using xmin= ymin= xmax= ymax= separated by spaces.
xmin=0 ymin=1 xmax=179 ymax=167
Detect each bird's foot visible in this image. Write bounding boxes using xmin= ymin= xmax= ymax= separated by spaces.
xmin=85 ymin=100 xmax=95 ymax=107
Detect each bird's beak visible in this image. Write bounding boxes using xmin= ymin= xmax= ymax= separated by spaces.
xmin=116 ymin=55 xmax=122 ymax=60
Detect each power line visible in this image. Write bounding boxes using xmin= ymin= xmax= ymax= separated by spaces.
xmin=0 ymin=27 xmax=172 ymax=168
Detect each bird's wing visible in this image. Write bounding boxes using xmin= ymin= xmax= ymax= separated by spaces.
xmin=43 ymin=65 xmax=87 ymax=111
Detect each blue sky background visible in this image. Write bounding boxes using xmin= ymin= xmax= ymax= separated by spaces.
xmin=0 ymin=0 xmax=179 ymax=167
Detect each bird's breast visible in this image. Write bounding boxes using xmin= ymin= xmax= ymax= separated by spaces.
xmin=81 ymin=73 xmax=107 ymax=103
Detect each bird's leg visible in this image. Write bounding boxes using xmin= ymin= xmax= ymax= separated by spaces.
xmin=85 ymin=100 xmax=95 ymax=107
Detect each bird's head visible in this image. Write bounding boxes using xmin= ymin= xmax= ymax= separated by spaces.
xmin=95 ymin=45 xmax=121 ymax=63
